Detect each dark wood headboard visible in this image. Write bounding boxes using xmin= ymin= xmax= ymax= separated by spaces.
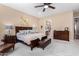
xmin=15 ymin=26 xmax=32 ymax=33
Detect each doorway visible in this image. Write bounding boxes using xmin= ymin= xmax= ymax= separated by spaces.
xmin=74 ymin=18 xmax=79 ymax=39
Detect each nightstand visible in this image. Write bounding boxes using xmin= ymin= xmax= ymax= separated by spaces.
xmin=2 ymin=35 xmax=16 ymax=44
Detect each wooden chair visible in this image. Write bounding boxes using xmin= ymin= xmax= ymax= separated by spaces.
xmin=0 ymin=35 xmax=16 ymax=55
xmin=0 ymin=43 xmax=15 ymax=56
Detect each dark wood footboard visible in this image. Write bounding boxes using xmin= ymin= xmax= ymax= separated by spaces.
xmin=30 ymin=38 xmax=40 ymax=50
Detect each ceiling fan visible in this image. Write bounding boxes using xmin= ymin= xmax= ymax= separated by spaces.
xmin=35 ymin=3 xmax=55 ymax=12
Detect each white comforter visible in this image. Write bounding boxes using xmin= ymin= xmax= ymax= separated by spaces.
xmin=17 ymin=33 xmax=45 ymax=45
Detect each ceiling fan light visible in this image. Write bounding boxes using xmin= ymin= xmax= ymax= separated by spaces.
xmin=44 ymin=5 xmax=48 ymax=8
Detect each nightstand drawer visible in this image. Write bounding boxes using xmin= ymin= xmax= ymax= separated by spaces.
xmin=3 ymin=35 xmax=16 ymax=43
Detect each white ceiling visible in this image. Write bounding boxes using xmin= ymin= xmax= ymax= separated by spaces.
xmin=2 ymin=3 xmax=79 ymax=17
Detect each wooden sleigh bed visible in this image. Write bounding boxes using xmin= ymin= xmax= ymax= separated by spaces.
xmin=15 ymin=26 xmax=51 ymax=50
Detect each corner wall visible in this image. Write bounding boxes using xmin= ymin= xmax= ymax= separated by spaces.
xmin=40 ymin=11 xmax=74 ymax=41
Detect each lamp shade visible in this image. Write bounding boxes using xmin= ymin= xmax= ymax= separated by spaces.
xmin=5 ymin=24 xmax=13 ymax=29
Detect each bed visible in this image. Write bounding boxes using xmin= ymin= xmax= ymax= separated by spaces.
xmin=15 ymin=26 xmax=45 ymax=45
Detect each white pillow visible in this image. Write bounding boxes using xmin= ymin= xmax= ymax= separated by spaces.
xmin=19 ymin=30 xmax=27 ymax=34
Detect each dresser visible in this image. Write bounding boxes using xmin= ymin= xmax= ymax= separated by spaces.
xmin=54 ymin=30 xmax=69 ymax=41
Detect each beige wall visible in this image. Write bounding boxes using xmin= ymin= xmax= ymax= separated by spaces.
xmin=0 ymin=4 xmax=74 ymax=41
xmin=40 ymin=11 xmax=74 ymax=40
xmin=0 ymin=4 xmax=40 ymax=36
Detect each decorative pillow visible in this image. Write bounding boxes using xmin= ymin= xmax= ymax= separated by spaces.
xmin=18 ymin=30 xmax=37 ymax=35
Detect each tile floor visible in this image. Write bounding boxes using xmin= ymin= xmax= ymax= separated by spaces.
xmin=5 ymin=39 xmax=79 ymax=56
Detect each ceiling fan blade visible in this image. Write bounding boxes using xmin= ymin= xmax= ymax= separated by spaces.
xmin=35 ymin=5 xmax=44 ymax=8
xmin=48 ymin=6 xmax=55 ymax=9
xmin=44 ymin=3 xmax=52 ymax=5
xmin=43 ymin=8 xmax=45 ymax=12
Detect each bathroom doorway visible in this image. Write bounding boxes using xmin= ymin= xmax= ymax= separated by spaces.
xmin=74 ymin=18 xmax=79 ymax=39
